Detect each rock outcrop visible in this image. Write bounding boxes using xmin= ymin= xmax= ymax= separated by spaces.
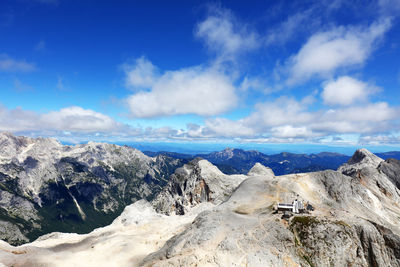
xmin=152 ymin=158 xmax=247 ymax=215
xmin=142 ymin=150 xmax=400 ymax=266
xmin=0 ymin=132 xmax=185 ymax=244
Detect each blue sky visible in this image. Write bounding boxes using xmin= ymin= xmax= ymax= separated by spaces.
xmin=1 ymin=0 xmax=400 ymax=152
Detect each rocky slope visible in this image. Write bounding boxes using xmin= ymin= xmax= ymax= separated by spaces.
xmin=1 ymin=148 xmax=400 ymax=266
xmin=0 ymin=132 xmax=185 ymax=245
xmin=152 ymin=158 xmax=247 ymax=215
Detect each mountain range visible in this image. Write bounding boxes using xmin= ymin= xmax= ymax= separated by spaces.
xmin=1 ymin=133 xmax=400 ymax=266
xmin=0 ymin=132 xmax=186 ymax=245
xmin=145 ymin=148 xmax=400 ymax=175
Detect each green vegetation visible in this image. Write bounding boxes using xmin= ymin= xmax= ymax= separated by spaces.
xmin=0 ymin=183 xmax=12 ymax=194
xmin=291 ymin=216 xmax=319 ymax=227
xmin=303 ymin=255 xmax=315 ymax=267
xmin=334 ymin=220 xmax=350 ymax=228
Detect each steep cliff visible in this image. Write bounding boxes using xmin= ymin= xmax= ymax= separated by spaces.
xmin=0 ymin=132 xmax=185 ymax=244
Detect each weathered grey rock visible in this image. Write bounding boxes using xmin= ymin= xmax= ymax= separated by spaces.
xmin=378 ymin=158 xmax=400 ymax=189
xmin=1 ymin=144 xmax=400 ymax=267
xmin=152 ymin=159 xmax=247 ymax=215
xmin=0 ymin=132 xmax=185 ymax=244
xmin=247 ymin=162 xmax=274 ymax=177
xmin=339 ymin=148 xmax=384 ymax=176
xmin=142 ymin=150 xmax=400 ymax=266
xmin=0 ymin=220 xmax=29 ymax=245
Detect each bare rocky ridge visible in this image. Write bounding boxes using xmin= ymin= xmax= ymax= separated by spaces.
xmin=0 ymin=132 xmax=185 ymax=244
xmin=0 ymin=137 xmax=400 ymax=267
xmin=1 ymin=139 xmax=400 ymax=266
xmin=152 ymin=158 xmax=247 ymax=215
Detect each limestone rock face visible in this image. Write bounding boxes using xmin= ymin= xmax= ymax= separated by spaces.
xmin=378 ymin=158 xmax=400 ymax=189
xmin=247 ymin=162 xmax=274 ymax=177
xmin=0 ymin=132 xmax=185 ymax=244
xmin=339 ymin=148 xmax=384 ymax=176
xmin=152 ymin=158 xmax=247 ymax=215
xmin=1 ymin=147 xmax=400 ymax=267
xmin=142 ymin=149 xmax=400 ymax=266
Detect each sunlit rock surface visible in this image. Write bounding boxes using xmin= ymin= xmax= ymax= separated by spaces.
xmin=1 ymin=140 xmax=400 ymax=266
xmin=0 ymin=132 xmax=185 ymax=244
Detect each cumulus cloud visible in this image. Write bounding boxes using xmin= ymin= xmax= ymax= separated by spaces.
xmin=359 ymin=134 xmax=400 ymax=145
xmin=122 ymin=56 xmax=158 ymax=89
xmin=239 ymin=76 xmax=273 ymax=94
xmin=41 ymin=107 xmax=123 ymax=132
xmin=245 ymin=97 xmax=314 ymax=129
xmin=196 ymin=6 xmax=259 ymax=61
xmin=204 ymin=117 xmax=255 ymax=137
xmin=266 ymin=9 xmax=316 ymax=46
xmin=287 ymin=19 xmax=391 ymax=83
xmin=0 ymin=105 xmax=124 ymax=133
xmin=125 ymin=62 xmax=238 ymax=118
xmin=0 ymin=54 xmax=36 ymax=72
xmin=197 ymin=96 xmax=399 ymax=142
xmin=197 ymin=97 xmax=317 ymax=140
xmin=337 ymin=102 xmax=394 ymax=122
xmin=270 ymin=125 xmax=316 ymax=138
xmin=322 ymin=76 xmax=377 ymax=106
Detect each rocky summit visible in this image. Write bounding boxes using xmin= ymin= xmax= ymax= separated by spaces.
xmin=0 ymin=132 xmax=185 ymax=245
xmin=1 ymin=136 xmax=400 ymax=266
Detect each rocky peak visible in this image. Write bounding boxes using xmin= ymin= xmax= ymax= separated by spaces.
xmin=347 ymin=148 xmax=383 ymax=167
xmin=378 ymin=158 xmax=400 ymax=189
xmin=0 ymin=132 xmax=61 ymax=162
xmin=0 ymin=132 xmax=30 ymax=154
xmin=215 ymin=147 xmax=235 ymax=159
xmin=247 ymin=162 xmax=274 ymax=177
xmin=152 ymin=158 xmax=247 ymax=215
xmin=338 ymin=148 xmax=383 ymax=177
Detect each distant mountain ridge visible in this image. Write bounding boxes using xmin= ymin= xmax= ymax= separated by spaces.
xmin=144 ymin=148 xmax=351 ymax=175
xmin=145 ymin=148 xmax=400 ymax=176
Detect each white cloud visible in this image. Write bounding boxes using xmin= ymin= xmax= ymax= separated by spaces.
xmin=198 ymin=97 xmax=316 ymax=139
xmin=321 ymin=102 xmax=396 ymax=123
xmin=245 ymin=97 xmax=314 ymax=128
xmin=266 ymin=10 xmax=315 ymax=45
xmin=41 ymin=107 xmax=123 ymax=132
xmin=270 ymin=125 xmax=315 ymax=138
xmin=287 ymin=19 xmax=391 ymax=83
xmin=322 ymin=76 xmax=377 ymax=106
xmin=196 ymin=6 xmax=259 ymax=61
xmin=359 ymin=134 xmax=400 ymax=145
xmin=122 ymin=56 xmax=158 ymax=89
xmin=125 ymin=63 xmax=238 ymax=118
xmin=0 ymin=105 xmax=124 ymax=133
xmin=239 ymin=76 xmax=273 ymax=94
xmin=204 ymin=118 xmax=255 ymax=137
xmin=0 ymin=54 xmax=36 ymax=72
xmin=196 ymin=96 xmax=399 ymax=141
